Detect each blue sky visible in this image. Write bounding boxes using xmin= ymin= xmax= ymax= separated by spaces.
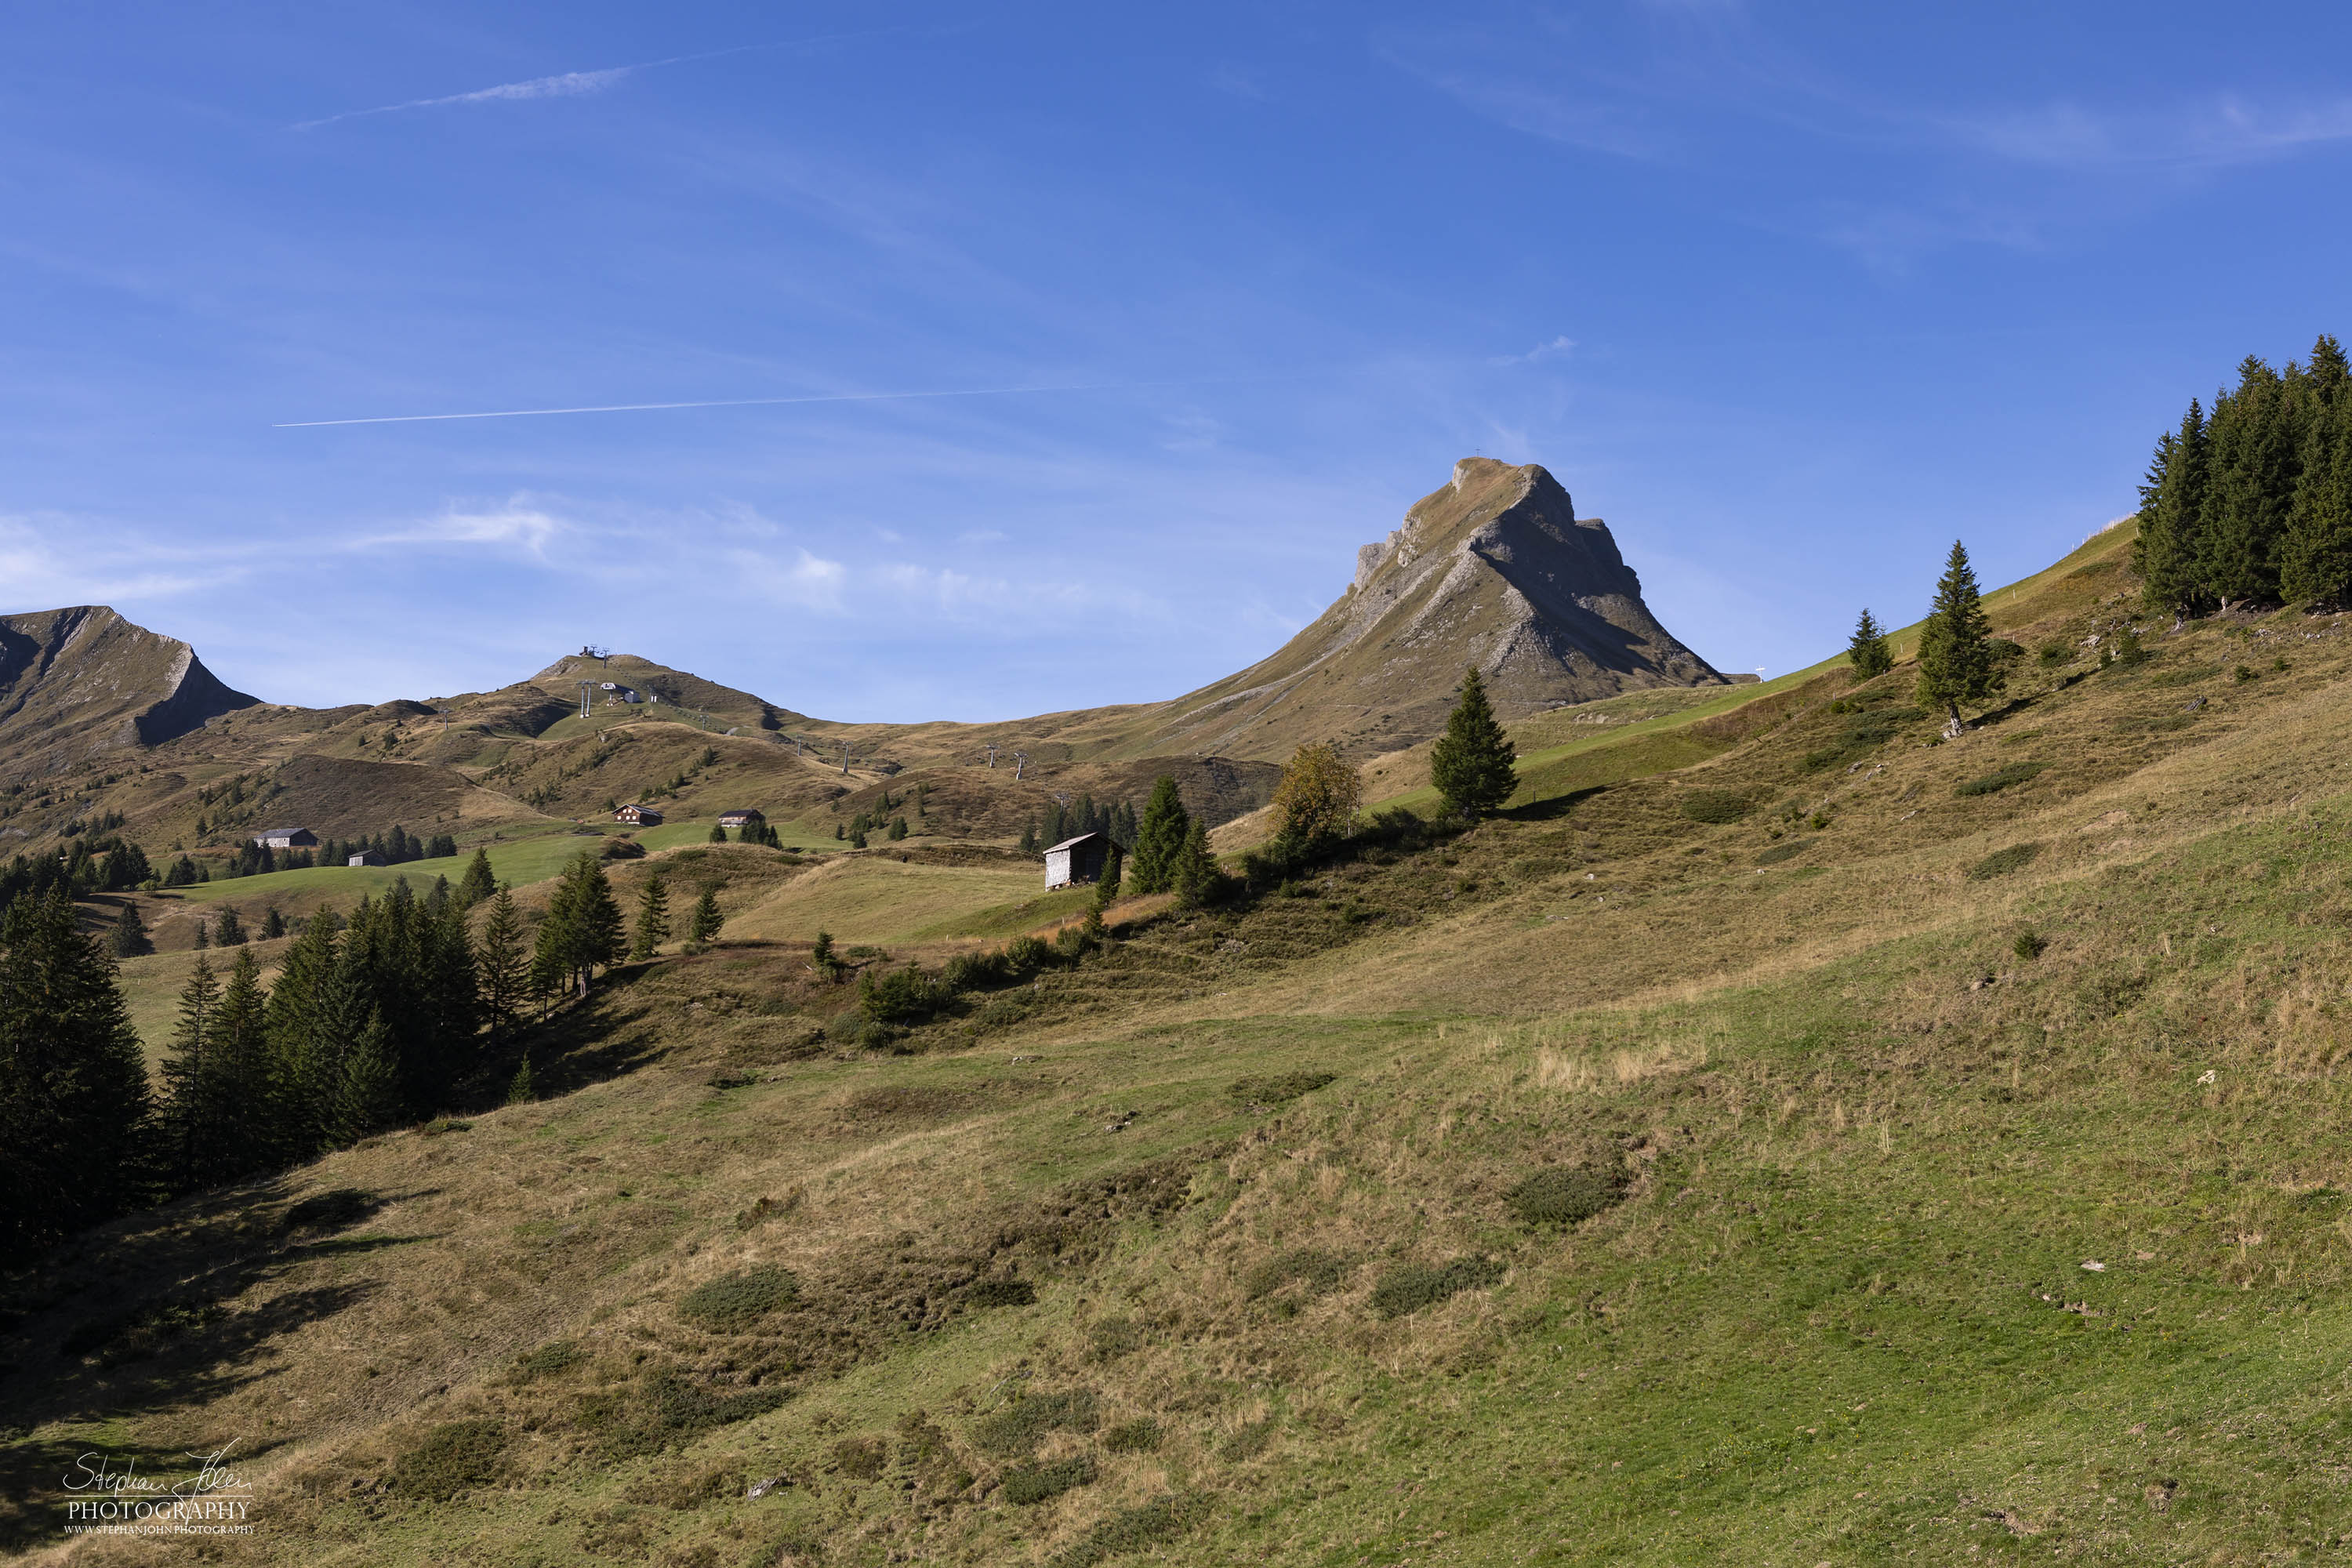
xmin=5 ymin=3 xmax=2350 ymax=719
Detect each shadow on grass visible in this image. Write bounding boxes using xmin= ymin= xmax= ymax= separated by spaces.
xmin=1497 ymin=786 xmax=1607 ymax=823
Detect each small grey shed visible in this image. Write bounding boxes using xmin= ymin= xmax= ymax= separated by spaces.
xmin=1044 ymin=831 xmax=1110 ymax=890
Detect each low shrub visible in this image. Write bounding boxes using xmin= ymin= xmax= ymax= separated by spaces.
xmin=1504 ymin=1167 xmax=1621 ymax=1227
xmin=390 ymin=1419 xmax=507 ymax=1501
xmin=1050 ymin=1493 xmax=1211 ymax=1568
xmin=858 ymin=963 xmax=956 ymax=1025
xmin=1241 ymin=1248 xmax=1351 ymax=1301
xmin=972 ymin=1390 xmax=1099 ymax=1457
xmin=1103 ymin=1419 xmax=1163 ymax=1454
xmin=966 ymin=1277 xmax=1036 ymax=1308
xmin=599 ymin=837 xmax=647 ymax=861
xmin=598 ymin=1374 xmax=788 ymax=1460
xmin=1756 ymin=841 xmax=1809 ymax=866
xmin=2013 ymin=931 xmax=2048 ymax=960
xmin=510 ymin=1340 xmax=586 ymax=1381
xmin=1368 ymin=1257 xmax=1506 ymax=1320
xmin=1218 ymin=1419 xmax=1276 ymax=1461
xmin=677 ymin=1266 xmax=798 ymax=1333
xmin=1001 ymin=1457 xmax=1095 ymax=1505
xmin=1969 ymin=842 xmax=2043 ymax=881
xmin=1679 ymin=789 xmax=1752 ymax=825
xmin=1955 ymin=760 xmax=2048 ymax=797
xmin=830 ymin=1436 xmax=887 ymax=1480
xmin=284 ymin=1188 xmax=380 ymax=1229
xmin=1226 ymin=1072 xmax=1337 ymax=1107
xmin=1085 ymin=1317 xmax=1142 ymax=1360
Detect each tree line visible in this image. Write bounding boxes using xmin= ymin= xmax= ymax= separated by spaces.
xmin=0 ymin=848 xmax=692 ymax=1261
xmin=2136 ymin=333 xmax=2352 ymax=616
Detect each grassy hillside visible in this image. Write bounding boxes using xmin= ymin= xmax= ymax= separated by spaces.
xmin=18 ymin=525 xmax=2352 ymax=1564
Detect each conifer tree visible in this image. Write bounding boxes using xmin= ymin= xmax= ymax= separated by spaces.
xmin=260 ymin=906 xmax=285 ymax=940
xmin=685 ymin=888 xmax=723 ymax=953
xmin=456 ymin=848 xmax=495 ymax=907
xmin=215 ymin=907 xmax=246 ymax=946
xmin=208 ymin=949 xmax=272 ymax=1182
xmin=1846 ymin=609 xmax=1893 ymax=679
xmin=2284 ymin=396 xmax=2352 ymax=607
xmin=710 ymin=822 xmax=729 ymax=844
xmin=533 ymin=852 xmax=623 ymax=999
xmin=1096 ymin=843 xmax=1124 ymax=905
xmin=506 ymin=1057 xmax=534 ymax=1104
xmin=192 ymin=916 xmax=209 ymax=949
xmin=630 ymin=873 xmax=671 ymax=960
xmin=262 ymin=906 xmax=342 ymax=1160
xmin=811 ymin=929 xmax=841 ymax=981
xmin=474 ymin=886 xmax=528 ymax=1042
xmin=2201 ymin=357 xmax=2298 ymax=608
xmin=887 ymin=816 xmax=909 ymax=840
xmin=334 ymin=1011 xmax=402 ymax=1142
xmin=1915 ymin=540 xmax=2002 ymax=733
xmin=1018 ymin=821 xmax=1039 ymax=855
xmin=159 ymin=955 xmax=223 ymax=1191
xmin=1429 ymin=667 xmax=1517 ymax=819
xmin=2136 ymin=401 xmax=2212 ymax=618
xmin=0 ymin=888 xmax=152 ymax=1254
xmin=1171 ymin=819 xmax=1222 ymax=909
xmin=1128 ymin=776 xmax=1189 ymax=895
xmin=110 ymin=902 xmax=153 ymax=958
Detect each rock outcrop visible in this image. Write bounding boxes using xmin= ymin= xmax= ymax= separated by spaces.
xmin=0 ymin=606 xmax=258 ymax=776
xmin=1140 ymin=458 xmax=1726 ymax=760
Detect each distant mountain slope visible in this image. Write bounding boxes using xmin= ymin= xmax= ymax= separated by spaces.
xmin=0 ymin=605 xmax=256 ymax=778
xmin=1132 ymin=458 xmax=1728 ymax=761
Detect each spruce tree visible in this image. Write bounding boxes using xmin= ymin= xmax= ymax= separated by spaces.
xmin=811 ymin=929 xmax=840 ymax=981
xmin=159 ymin=954 xmax=223 ymax=1191
xmin=215 ymin=906 xmax=246 ymax=946
xmin=887 ymin=816 xmax=909 ymax=840
xmin=506 ymin=1057 xmax=534 ymax=1105
xmin=1018 ymin=821 xmax=1039 ymax=855
xmin=2284 ymin=397 xmax=2352 ymax=607
xmin=109 ymin=902 xmax=153 ymax=958
xmin=334 ymin=1011 xmax=402 ymax=1142
xmin=2136 ymin=402 xmax=2211 ymax=617
xmin=685 ymin=888 xmax=723 ymax=953
xmin=1129 ymin=776 xmax=1189 ymax=895
xmin=477 ymin=887 xmax=528 ymax=1041
xmin=710 ymin=822 xmax=730 ymax=844
xmin=209 ymin=949 xmax=273 ymax=1182
xmin=533 ymin=852 xmax=622 ymax=999
xmin=456 ymin=848 xmax=495 ymax=906
xmin=0 ymin=888 xmax=152 ymax=1255
xmin=2201 ymin=358 xmax=2297 ymax=608
xmin=1915 ymin=540 xmax=2002 ymax=732
xmin=1096 ymin=843 xmax=1124 ymax=904
xmin=263 ymin=906 xmax=342 ymax=1160
xmin=1846 ymin=609 xmax=1893 ymax=679
xmin=260 ymin=906 xmax=285 ymax=940
xmin=1171 ymin=819 xmax=1221 ymax=909
xmin=193 ymin=916 xmax=209 ymax=949
xmin=630 ymin=873 xmax=672 ymax=960
xmin=1428 ymin=667 xmax=1517 ymax=819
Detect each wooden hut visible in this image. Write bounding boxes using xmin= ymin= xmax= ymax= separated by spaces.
xmin=347 ymin=849 xmax=387 ymax=867
xmin=252 ymin=827 xmax=318 ymax=849
xmin=1044 ymin=831 xmax=1110 ymax=890
xmin=718 ymin=808 xmax=766 ymax=829
xmin=615 ymin=804 xmax=665 ymax=826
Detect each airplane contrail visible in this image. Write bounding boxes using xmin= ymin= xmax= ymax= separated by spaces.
xmin=272 ymin=378 xmax=1278 ymax=428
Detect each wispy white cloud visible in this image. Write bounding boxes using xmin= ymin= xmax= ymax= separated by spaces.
xmin=1490 ymin=336 xmax=1577 ymax=367
xmin=363 ymin=504 xmax=566 ymax=554
xmin=1947 ymin=95 xmax=2352 ymax=171
xmin=726 ymin=546 xmax=848 ymax=612
xmin=293 ymin=64 xmax=638 ymax=131
xmin=0 ymin=514 xmax=234 ymax=605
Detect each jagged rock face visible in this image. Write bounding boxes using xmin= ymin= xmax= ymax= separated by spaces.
xmin=1142 ymin=459 xmax=1726 ymax=762
xmin=0 ymin=606 xmax=259 ymax=776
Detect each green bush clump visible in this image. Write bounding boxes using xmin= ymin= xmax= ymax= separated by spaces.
xmin=1050 ymin=1494 xmax=1211 ymax=1568
xmin=390 ymin=1419 xmax=508 ymax=1501
xmin=1969 ymin=842 xmax=2043 ymax=881
xmin=1103 ymin=1419 xmax=1163 ymax=1454
xmin=1241 ymin=1248 xmax=1351 ymax=1301
xmin=1086 ymin=1317 xmax=1142 ymax=1360
xmin=598 ymin=1374 xmax=789 ymax=1460
xmin=858 ymin=963 xmax=956 ymax=1024
xmin=1368 ymin=1257 xmax=1506 ymax=1319
xmin=966 ymin=1277 xmax=1036 ymax=1308
xmin=284 ymin=1188 xmax=380 ymax=1229
xmin=1955 ymin=760 xmax=2048 ymax=797
xmin=1001 ymin=1457 xmax=1096 ymax=1505
xmin=1218 ymin=1419 xmax=1276 ymax=1461
xmin=677 ymin=1266 xmax=798 ymax=1333
xmin=972 ymin=1390 xmax=1100 ymax=1457
xmin=1504 ymin=1167 xmax=1621 ymax=1227
xmin=1679 ymin=789 xmax=1752 ymax=825
xmin=2013 ymin=931 xmax=2048 ymax=960
xmin=1755 ymin=841 xmax=1809 ymax=866
xmin=511 ymin=1340 xmax=585 ymax=1381
xmin=830 ymin=1436 xmax=886 ymax=1479
xmin=1226 ymin=1072 xmax=1337 ymax=1107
